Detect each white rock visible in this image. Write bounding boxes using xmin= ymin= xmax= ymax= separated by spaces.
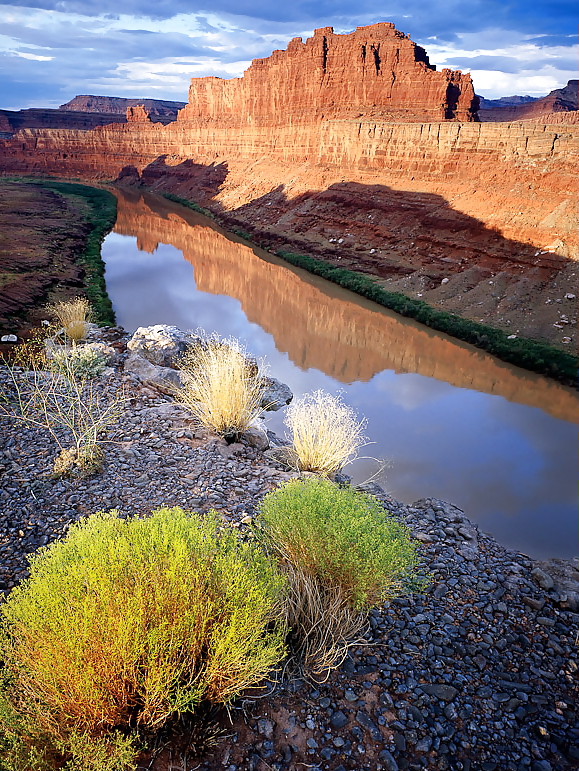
xmin=127 ymin=325 xmax=197 ymax=366
xmin=441 ymin=277 xmax=450 ymax=285
xmin=0 ymin=334 xmax=17 ymax=343
xmin=564 ymin=293 xmax=576 ymax=300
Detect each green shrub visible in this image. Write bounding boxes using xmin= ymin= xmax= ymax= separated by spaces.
xmin=255 ymin=479 xmax=423 ymax=676
xmin=257 ymin=478 xmax=420 ymax=609
xmin=49 ymin=346 xmax=107 ymax=379
xmin=0 ymin=508 xmax=287 ymax=771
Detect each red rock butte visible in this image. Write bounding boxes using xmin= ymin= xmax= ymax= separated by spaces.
xmin=179 ymin=24 xmax=477 ymax=124
xmin=0 ymin=21 xmax=578 ymax=327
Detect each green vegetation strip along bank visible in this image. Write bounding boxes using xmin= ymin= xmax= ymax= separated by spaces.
xmin=165 ymin=191 xmax=576 ymax=384
xmin=30 ymin=179 xmax=117 ymax=326
xmin=278 ymin=251 xmax=577 ymax=385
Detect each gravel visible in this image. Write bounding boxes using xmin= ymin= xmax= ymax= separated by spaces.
xmin=0 ymin=326 xmax=577 ymax=771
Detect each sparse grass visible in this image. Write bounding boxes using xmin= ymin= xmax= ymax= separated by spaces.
xmin=255 ymin=478 xmax=423 ymax=677
xmin=284 ymin=390 xmax=367 ymax=476
xmin=0 ymin=507 xmax=287 ymax=771
xmin=46 ymin=296 xmax=92 ymax=342
xmin=0 ymin=354 xmax=125 ymax=478
xmin=175 ymin=336 xmax=269 ymax=442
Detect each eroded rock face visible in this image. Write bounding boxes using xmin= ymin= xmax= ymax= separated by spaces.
xmin=0 ymin=23 xmax=577 ymax=275
xmin=479 ymin=80 xmax=578 ymax=122
xmin=179 ymin=24 xmax=477 ymax=124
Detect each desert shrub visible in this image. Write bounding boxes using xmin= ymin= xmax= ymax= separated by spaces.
xmin=46 ymin=297 xmax=92 ymax=342
xmin=0 ymin=507 xmax=287 ymax=771
xmin=49 ymin=346 xmax=106 ymax=379
xmin=284 ymin=390 xmax=367 ymax=475
xmin=255 ymin=478 xmax=422 ymax=676
xmin=175 ymin=335 xmax=268 ymax=442
xmin=0 ymin=358 xmax=124 ymax=477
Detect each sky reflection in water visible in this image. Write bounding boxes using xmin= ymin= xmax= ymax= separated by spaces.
xmin=102 ymin=220 xmax=578 ymax=560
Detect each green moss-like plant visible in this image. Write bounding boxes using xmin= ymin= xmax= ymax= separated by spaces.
xmin=0 ymin=508 xmax=286 ymax=771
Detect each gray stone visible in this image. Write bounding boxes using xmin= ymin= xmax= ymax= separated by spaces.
xmin=257 ymin=718 xmax=274 ymax=740
xmin=127 ymin=324 xmax=195 ymax=366
xmin=124 ymin=353 xmax=184 ymax=395
xmin=420 ymin=684 xmax=458 ymax=702
xmin=330 ymin=711 xmax=348 ymax=729
xmin=378 ymin=749 xmax=399 ymax=771
xmin=243 ymin=426 xmax=269 ymax=451
xmin=260 ymin=377 xmax=293 ymax=411
xmin=415 ymin=736 xmax=433 ymax=752
xmin=531 ymin=567 xmax=554 ymax=591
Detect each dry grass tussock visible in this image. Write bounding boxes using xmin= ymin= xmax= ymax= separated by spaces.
xmin=284 ymin=389 xmax=368 ymax=475
xmin=175 ymin=336 xmax=268 ymax=442
xmin=46 ymin=296 xmax=92 ymax=342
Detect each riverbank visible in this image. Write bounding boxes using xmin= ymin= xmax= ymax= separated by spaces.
xmin=1 ymin=324 xmax=577 ymax=771
xmin=161 ymin=192 xmax=578 ymax=387
xmin=0 ymin=178 xmax=116 ymax=334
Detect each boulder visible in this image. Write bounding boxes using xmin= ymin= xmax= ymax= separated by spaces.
xmin=126 ymin=325 xmax=197 ymax=367
xmin=260 ymin=377 xmax=293 ymax=411
xmin=124 ymin=353 xmax=184 ymax=395
xmin=243 ymin=425 xmax=270 ymax=451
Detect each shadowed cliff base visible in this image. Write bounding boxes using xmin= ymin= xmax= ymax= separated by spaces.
xmin=111 ymin=188 xmax=578 ymax=421
xmin=134 ymin=171 xmax=576 ymax=373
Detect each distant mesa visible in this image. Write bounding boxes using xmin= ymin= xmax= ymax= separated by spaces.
xmin=478 ymin=80 xmax=578 ymax=122
xmin=59 ymin=95 xmax=186 ymax=117
xmin=0 ymin=95 xmax=185 ymax=135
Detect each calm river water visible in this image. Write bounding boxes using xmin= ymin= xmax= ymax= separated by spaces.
xmin=102 ymin=188 xmax=579 ymax=560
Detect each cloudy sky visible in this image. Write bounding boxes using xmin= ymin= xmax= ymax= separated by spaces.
xmin=0 ymin=0 xmax=576 ymax=111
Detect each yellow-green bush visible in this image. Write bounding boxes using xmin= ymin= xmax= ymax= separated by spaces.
xmin=254 ymin=479 xmax=423 ymax=676
xmin=0 ymin=508 xmax=286 ymax=771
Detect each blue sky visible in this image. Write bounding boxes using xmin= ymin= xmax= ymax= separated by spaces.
xmin=0 ymin=0 xmax=576 ymax=110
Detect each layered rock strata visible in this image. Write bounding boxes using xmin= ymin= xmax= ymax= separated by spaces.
xmin=179 ymin=24 xmax=477 ymax=124
xmin=0 ymin=23 xmax=577 ymax=332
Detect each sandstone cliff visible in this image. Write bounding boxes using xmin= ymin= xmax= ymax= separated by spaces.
xmin=0 ymin=22 xmax=577 ymax=349
xmin=180 ymin=24 xmax=477 ymax=124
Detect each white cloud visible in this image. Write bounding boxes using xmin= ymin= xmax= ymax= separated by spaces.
xmin=15 ymin=50 xmax=52 ymax=60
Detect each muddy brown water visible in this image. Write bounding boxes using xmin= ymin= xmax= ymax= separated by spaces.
xmin=101 ymin=188 xmax=579 ymax=559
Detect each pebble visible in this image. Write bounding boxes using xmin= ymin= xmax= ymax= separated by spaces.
xmin=1 ymin=327 xmax=577 ymax=771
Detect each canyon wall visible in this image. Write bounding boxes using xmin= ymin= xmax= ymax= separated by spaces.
xmin=0 ymin=22 xmax=577 ymax=347
xmin=180 ymin=24 xmax=477 ymax=124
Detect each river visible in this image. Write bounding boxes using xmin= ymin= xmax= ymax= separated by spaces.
xmin=101 ymin=188 xmax=579 ymax=560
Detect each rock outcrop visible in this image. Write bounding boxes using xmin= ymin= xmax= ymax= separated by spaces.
xmin=180 ymin=24 xmax=477 ymax=124
xmin=479 ymin=80 xmax=578 ymax=122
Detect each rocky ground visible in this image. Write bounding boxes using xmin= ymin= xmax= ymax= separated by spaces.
xmin=0 ymin=325 xmax=578 ymax=771
xmin=0 ymin=180 xmax=94 ymax=331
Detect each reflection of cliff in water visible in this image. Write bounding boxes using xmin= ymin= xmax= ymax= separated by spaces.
xmin=113 ymin=188 xmax=578 ymax=423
